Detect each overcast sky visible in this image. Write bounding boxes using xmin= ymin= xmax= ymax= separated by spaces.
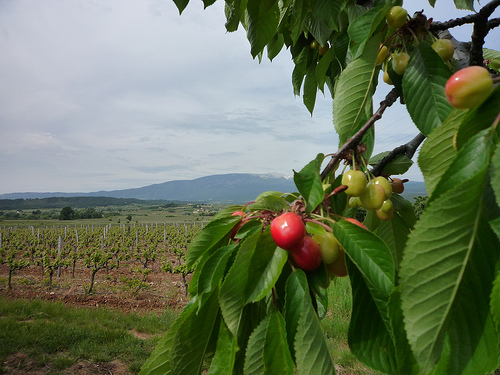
xmin=0 ymin=0 xmax=498 ymax=194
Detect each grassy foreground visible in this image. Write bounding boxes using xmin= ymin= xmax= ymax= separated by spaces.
xmin=0 ymin=298 xmax=178 ymax=374
xmin=0 ymin=277 xmax=378 ymax=375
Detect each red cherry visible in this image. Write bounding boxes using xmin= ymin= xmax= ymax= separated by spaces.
xmin=391 ymin=178 xmax=405 ymax=194
xmin=290 ymin=236 xmax=322 ymax=271
xmin=445 ymin=66 xmax=493 ymax=109
xmin=270 ymin=212 xmax=306 ymax=250
xmin=326 ymin=249 xmax=348 ymax=277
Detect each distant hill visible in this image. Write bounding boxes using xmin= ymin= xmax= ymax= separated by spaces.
xmin=0 ymin=173 xmax=426 ymax=204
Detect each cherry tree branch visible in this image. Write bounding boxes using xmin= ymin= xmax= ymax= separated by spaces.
xmin=320 ymin=88 xmax=399 ymax=179
xmin=370 ymin=132 xmax=426 ymax=177
xmin=429 ymin=0 xmax=500 ymax=32
xmin=429 ymin=0 xmax=500 ymax=66
xmin=488 ymin=18 xmax=500 ymax=30
xmin=470 ymin=0 xmax=500 ymax=66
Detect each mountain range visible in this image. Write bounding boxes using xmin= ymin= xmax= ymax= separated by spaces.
xmin=0 ymin=173 xmax=427 ymax=203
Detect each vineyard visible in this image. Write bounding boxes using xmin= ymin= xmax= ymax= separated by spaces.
xmin=0 ymin=221 xmax=206 ymax=312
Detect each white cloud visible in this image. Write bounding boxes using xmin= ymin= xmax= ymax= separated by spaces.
xmin=0 ymin=0 xmax=498 ymax=194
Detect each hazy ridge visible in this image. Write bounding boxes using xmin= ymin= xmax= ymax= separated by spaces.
xmin=0 ymin=173 xmax=427 ymax=204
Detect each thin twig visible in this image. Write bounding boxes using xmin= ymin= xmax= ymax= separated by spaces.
xmin=370 ymin=132 xmax=426 ymax=177
xmin=320 ymin=88 xmax=400 ymax=179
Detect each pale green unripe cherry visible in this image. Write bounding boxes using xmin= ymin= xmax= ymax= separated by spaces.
xmin=376 ymin=45 xmax=389 ymax=65
xmin=349 ymin=196 xmax=362 ymax=208
xmin=392 ymin=52 xmax=410 ymax=75
xmin=432 ymin=39 xmax=455 ymax=61
xmin=376 ymin=199 xmax=394 ymax=221
xmin=359 ymin=183 xmax=385 ymax=211
xmin=313 ymin=231 xmax=342 ymax=265
xmin=341 ymin=170 xmax=367 ymax=197
xmin=372 ymin=176 xmax=392 ymax=200
xmin=386 ymin=6 xmax=407 ymax=29
xmin=380 ymin=199 xmax=393 ymax=212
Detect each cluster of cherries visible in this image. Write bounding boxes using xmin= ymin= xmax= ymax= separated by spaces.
xmin=343 ymin=171 xmax=404 ymax=221
xmin=233 ymin=171 xmax=405 ymax=275
xmin=269 ymin=211 xmax=358 ymax=276
xmin=380 ymin=6 xmax=494 ymax=109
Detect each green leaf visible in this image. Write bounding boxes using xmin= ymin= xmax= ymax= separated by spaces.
xmin=402 ymin=42 xmax=453 ymax=136
xmin=441 ymin=219 xmax=500 ymax=375
xmin=244 ymin=315 xmax=269 ymax=375
xmin=334 ymin=219 xmax=395 ymax=322
xmin=194 ymin=244 xmax=237 ymax=305
xmin=418 ymin=110 xmax=463 ymax=197
xmin=368 ymin=151 xmax=413 ymax=175
xmin=293 ymin=153 xmax=325 ymax=213
xmin=400 ymin=127 xmax=496 ymax=373
xmin=220 ymin=225 xmax=287 ymax=335
xmin=173 ymin=0 xmax=189 ymax=14
xmin=388 ymin=288 xmax=419 ymax=374
xmin=347 ymin=258 xmax=398 ymax=374
xmin=491 ymin=144 xmax=500 ymax=210
xmin=455 ymin=85 xmax=500 ymax=151
xmin=304 ymin=16 xmax=333 ymax=48
xmin=484 ymin=48 xmax=500 ymax=61
xmin=139 ymin=290 xmax=220 ymax=375
xmin=263 ymin=310 xmax=294 ymax=374
xmin=208 ymin=320 xmax=239 ymax=374
xmin=219 ymin=227 xmax=262 ymax=335
xmin=202 ymin=0 xmax=217 ymax=9
xmin=249 ymin=193 xmax=290 ymax=213
xmin=287 ymin=0 xmax=310 ymax=44
xmin=243 ymin=309 xmax=294 ymax=375
xmin=492 ymin=271 xmax=500 ymax=339
xmin=292 ymin=46 xmax=309 ymax=96
xmin=347 ymin=5 xmax=389 ymax=58
xmin=310 ymin=0 xmax=342 ymax=31
xmin=246 ymin=227 xmax=288 ymax=303
xmin=453 ymin=0 xmax=475 ymax=10
xmin=286 ymin=270 xmax=336 ymax=374
xmin=333 ymin=34 xmax=380 ymax=146
xmin=267 ymin=33 xmax=284 ymax=61
xmin=303 ymin=63 xmax=318 ymax=114
xmin=315 ymin=45 xmax=335 ymax=92
xmin=429 ymin=127 xmax=496 ymax=204
xmin=375 ymin=211 xmax=411 ymax=273
xmin=246 ymin=0 xmax=280 ymax=58
xmin=186 ymin=215 xmax=241 ymax=268
xmin=225 ymin=0 xmax=243 ymax=32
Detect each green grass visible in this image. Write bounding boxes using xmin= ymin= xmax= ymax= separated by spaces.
xmin=0 ymin=297 xmax=178 ymax=374
xmin=321 ymin=277 xmax=382 ymax=375
xmin=0 ymin=279 xmax=377 ymax=374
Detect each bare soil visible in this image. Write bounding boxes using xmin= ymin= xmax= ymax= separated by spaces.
xmin=0 ymin=259 xmax=190 ymax=374
xmin=0 ymin=257 xmax=190 ymax=313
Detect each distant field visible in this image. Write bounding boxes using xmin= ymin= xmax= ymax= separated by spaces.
xmin=0 ymin=202 xmax=230 ymax=228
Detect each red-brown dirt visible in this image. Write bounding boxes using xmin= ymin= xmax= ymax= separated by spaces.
xmin=0 ymin=258 xmax=190 ymax=374
xmin=0 ymin=257 xmax=190 ymax=313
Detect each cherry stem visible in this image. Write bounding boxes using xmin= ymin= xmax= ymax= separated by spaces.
xmin=271 ymin=287 xmax=278 ymax=308
xmin=303 ymin=218 xmax=334 ymax=232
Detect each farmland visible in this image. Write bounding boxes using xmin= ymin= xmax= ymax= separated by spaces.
xmin=0 ymin=201 xmax=379 ymax=374
xmin=0 ymin=203 xmax=213 ymax=374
